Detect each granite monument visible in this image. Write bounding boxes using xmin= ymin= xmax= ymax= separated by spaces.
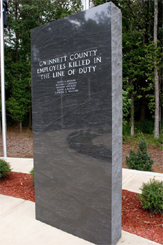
xmin=31 ymin=2 xmax=122 ymax=245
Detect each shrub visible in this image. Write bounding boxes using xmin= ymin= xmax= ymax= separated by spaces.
xmin=0 ymin=159 xmax=11 ymax=179
xmin=30 ymin=168 xmax=34 ymax=183
xmin=126 ymin=138 xmax=154 ymax=171
xmin=122 ymin=90 xmax=131 ymax=136
xmin=139 ymin=178 xmax=163 ymax=214
xmin=136 ymin=120 xmax=154 ymax=134
xmin=123 ymin=124 xmax=130 ymax=137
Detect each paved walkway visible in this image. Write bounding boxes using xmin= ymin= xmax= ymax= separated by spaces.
xmin=0 ymin=157 xmax=163 ymax=245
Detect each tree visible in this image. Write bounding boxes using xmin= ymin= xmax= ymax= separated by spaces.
xmin=6 ymin=66 xmax=31 ymax=133
xmin=4 ymin=0 xmax=163 ymax=134
xmin=93 ymin=0 xmax=163 ymax=136
xmin=122 ymin=90 xmax=131 ymax=135
xmin=4 ymin=0 xmax=82 ymax=130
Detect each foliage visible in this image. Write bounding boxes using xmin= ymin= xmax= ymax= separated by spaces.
xmin=30 ymin=168 xmax=34 ymax=183
xmin=4 ymin=0 xmax=82 ymax=127
xmin=3 ymin=0 xmax=163 ymax=135
xmin=126 ymin=138 xmax=154 ymax=171
xmin=93 ymin=0 xmax=163 ymax=136
xmin=6 ymin=76 xmax=31 ymax=123
xmin=123 ymin=124 xmax=131 ymax=139
xmin=139 ymin=178 xmax=163 ymax=214
xmin=136 ymin=120 xmax=154 ymax=134
xmin=147 ymin=134 xmax=163 ymax=149
xmin=123 ymin=132 xmax=163 ymax=150
xmin=122 ymin=90 xmax=131 ymax=134
xmin=0 ymin=159 xmax=12 ymax=179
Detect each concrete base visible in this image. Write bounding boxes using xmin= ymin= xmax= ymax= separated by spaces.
xmin=0 ymin=194 xmax=161 ymax=245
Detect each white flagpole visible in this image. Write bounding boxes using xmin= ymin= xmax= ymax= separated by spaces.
xmin=0 ymin=0 xmax=7 ymax=157
xmin=83 ymin=0 xmax=89 ymax=10
xmin=85 ymin=0 xmax=89 ymax=10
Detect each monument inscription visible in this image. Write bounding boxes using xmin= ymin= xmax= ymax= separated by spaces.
xmin=31 ymin=2 xmax=122 ymax=245
xmin=35 ymin=48 xmax=102 ymax=94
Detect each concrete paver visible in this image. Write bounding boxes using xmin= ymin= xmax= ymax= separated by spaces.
xmin=0 ymin=194 xmax=25 ymax=217
xmin=0 ymin=158 xmax=163 ymax=245
xmin=0 ymin=195 xmax=161 ymax=245
xmin=122 ymin=171 xmax=135 ymax=185
xmin=123 ymin=169 xmax=163 ymax=194
xmin=0 ymin=157 xmax=33 ymax=173
xmin=118 ymin=231 xmax=161 ymax=245
xmin=0 ymin=195 xmax=94 ymax=245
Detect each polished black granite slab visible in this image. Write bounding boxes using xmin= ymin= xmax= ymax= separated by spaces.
xmin=31 ymin=2 xmax=122 ymax=245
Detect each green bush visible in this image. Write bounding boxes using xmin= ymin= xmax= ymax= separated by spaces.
xmin=0 ymin=159 xmax=12 ymax=179
xmin=126 ymin=138 xmax=154 ymax=171
xmin=30 ymin=168 xmax=34 ymax=183
xmin=136 ymin=120 xmax=154 ymax=134
xmin=139 ymin=178 xmax=163 ymax=214
xmin=123 ymin=124 xmax=130 ymax=136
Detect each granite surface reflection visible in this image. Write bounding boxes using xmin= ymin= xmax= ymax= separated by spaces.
xmin=31 ymin=2 xmax=122 ymax=245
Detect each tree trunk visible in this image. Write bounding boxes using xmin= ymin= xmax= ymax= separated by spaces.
xmin=131 ymin=91 xmax=134 ymax=137
xmin=29 ymin=106 xmax=32 ymax=129
xmin=20 ymin=121 xmax=22 ymax=133
xmin=140 ymin=90 xmax=146 ymax=121
xmin=154 ymin=0 xmax=159 ymax=138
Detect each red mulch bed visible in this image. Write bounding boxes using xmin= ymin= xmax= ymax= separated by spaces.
xmin=122 ymin=190 xmax=163 ymax=244
xmin=0 ymin=172 xmax=35 ymax=202
xmin=0 ymin=172 xmax=163 ymax=244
